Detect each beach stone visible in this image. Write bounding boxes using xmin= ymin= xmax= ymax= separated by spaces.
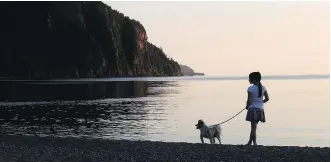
xmin=0 ymin=135 xmax=329 ymax=162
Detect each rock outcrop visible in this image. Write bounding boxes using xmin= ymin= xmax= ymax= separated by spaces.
xmin=180 ymin=64 xmax=204 ymax=76
xmin=0 ymin=2 xmax=182 ymax=78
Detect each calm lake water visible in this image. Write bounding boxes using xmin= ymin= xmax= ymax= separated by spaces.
xmin=0 ymin=76 xmax=329 ymax=147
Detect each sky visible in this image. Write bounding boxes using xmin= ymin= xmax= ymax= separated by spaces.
xmin=104 ymin=1 xmax=329 ymax=76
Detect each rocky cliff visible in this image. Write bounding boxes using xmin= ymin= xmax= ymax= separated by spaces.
xmin=0 ymin=2 xmax=182 ymax=78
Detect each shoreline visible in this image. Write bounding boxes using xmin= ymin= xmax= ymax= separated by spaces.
xmin=0 ymin=135 xmax=329 ymax=162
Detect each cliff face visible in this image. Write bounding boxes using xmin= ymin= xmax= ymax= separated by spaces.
xmin=0 ymin=2 xmax=182 ymax=78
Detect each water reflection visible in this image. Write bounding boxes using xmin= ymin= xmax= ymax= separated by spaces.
xmin=0 ymin=81 xmax=178 ymax=102
xmin=0 ymin=81 xmax=180 ymax=139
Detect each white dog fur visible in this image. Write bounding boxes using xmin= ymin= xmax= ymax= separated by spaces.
xmin=195 ymin=119 xmax=222 ymax=144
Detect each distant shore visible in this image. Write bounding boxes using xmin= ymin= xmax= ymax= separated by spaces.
xmin=0 ymin=135 xmax=329 ymax=162
xmin=0 ymin=74 xmax=329 ymax=81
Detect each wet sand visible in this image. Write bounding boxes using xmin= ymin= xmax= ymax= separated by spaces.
xmin=0 ymin=135 xmax=329 ymax=162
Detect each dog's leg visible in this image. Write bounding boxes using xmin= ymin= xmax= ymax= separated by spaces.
xmin=200 ymin=135 xmax=204 ymax=144
xmin=209 ymin=138 xmax=213 ymax=144
xmin=209 ymin=134 xmax=214 ymax=144
xmin=216 ymin=135 xmax=221 ymax=144
xmin=208 ymin=132 xmax=214 ymax=144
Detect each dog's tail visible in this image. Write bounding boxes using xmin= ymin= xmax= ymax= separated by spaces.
xmin=215 ymin=124 xmax=222 ymax=136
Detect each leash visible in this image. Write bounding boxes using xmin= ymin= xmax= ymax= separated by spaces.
xmin=218 ymin=108 xmax=246 ymax=125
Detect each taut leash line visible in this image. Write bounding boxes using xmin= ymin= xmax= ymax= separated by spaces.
xmin=218 ymin=108 xmax=246 ymax=125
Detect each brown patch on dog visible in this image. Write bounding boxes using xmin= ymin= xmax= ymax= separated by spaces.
xmin=195 ymin=120 xmax=206 ymax=129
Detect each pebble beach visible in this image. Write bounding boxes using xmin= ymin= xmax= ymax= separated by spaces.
xmin=0 ymin=135 xmax=329 ymax=162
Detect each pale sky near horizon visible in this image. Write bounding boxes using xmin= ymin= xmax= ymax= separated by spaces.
xmin=104 ymin=1 xmax=329 ymax=76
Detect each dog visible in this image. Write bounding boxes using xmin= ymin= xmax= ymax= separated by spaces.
xmin=195 ymin=119 xmax=222 ymax=144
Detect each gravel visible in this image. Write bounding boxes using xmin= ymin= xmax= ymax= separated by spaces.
xmin=0 ymin=135 xmax=329 ymax=162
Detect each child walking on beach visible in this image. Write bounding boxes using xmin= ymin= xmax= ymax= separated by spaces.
xmin=245 ymin=72 xmax=269 ymax=145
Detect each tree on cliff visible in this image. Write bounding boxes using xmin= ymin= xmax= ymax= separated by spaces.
xmin=0 ymin=1 xmax=182 ymax=78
